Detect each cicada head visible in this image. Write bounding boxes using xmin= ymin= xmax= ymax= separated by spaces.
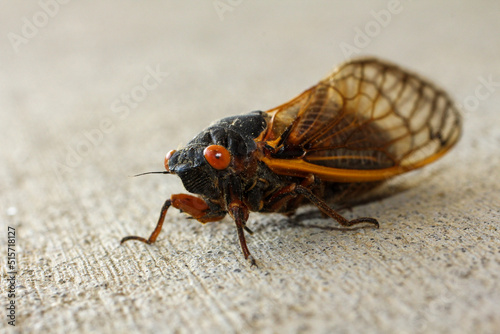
xmin=165 ymin=112 xmax=269 ymax=201
xmin=165 ymin=144 xmax=223 ymax=199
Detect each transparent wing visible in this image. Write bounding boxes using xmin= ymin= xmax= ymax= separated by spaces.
xmin=259 ymin=58 xmax=462 ymax=182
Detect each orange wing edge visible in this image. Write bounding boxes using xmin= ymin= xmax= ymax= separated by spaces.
xmin=260 ymin=144 xmax=456 ymax=183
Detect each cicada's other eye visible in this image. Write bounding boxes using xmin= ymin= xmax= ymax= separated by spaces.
xmin=164 ymin=150 xmax=176 ymax=172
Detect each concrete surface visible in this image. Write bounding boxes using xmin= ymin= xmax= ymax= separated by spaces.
xmin=1 ymin=1 xmax=499 ymax=333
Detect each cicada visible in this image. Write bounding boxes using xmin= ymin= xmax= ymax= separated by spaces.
xmin=121 ymin=58 xmax=461 ymax=265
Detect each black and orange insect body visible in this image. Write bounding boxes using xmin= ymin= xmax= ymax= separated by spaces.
xmin=121 ymin=58 xmax=462 ymax=265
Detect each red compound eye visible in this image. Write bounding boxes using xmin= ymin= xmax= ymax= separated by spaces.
xmin=203 ymin=145 xmax=231 ymax=170
xmin=164 ymin=150 xmax=176 ymax=172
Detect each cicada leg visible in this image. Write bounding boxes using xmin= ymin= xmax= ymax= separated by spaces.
xmin=121 ymin=194 xmax=226 ymax=245
xmin=262 ymin=179 xmax=379 ymax=228
xmin=228 ymin=200 xmax=257 ymax=266
xmin=294 ymin=185 xmax=379 ymax=228
xmin=263 ymin=174 xmax=316 ymax=214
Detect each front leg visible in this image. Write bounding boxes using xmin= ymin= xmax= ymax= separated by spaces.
xmin=228 ymin=200 xmax=256 ymax=266
xmin=121 ymin=193 xmax=226 ymax=245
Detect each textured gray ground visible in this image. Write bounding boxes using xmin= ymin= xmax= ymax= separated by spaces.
xmin=1 ymin=1 xmax=499 ymax=333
